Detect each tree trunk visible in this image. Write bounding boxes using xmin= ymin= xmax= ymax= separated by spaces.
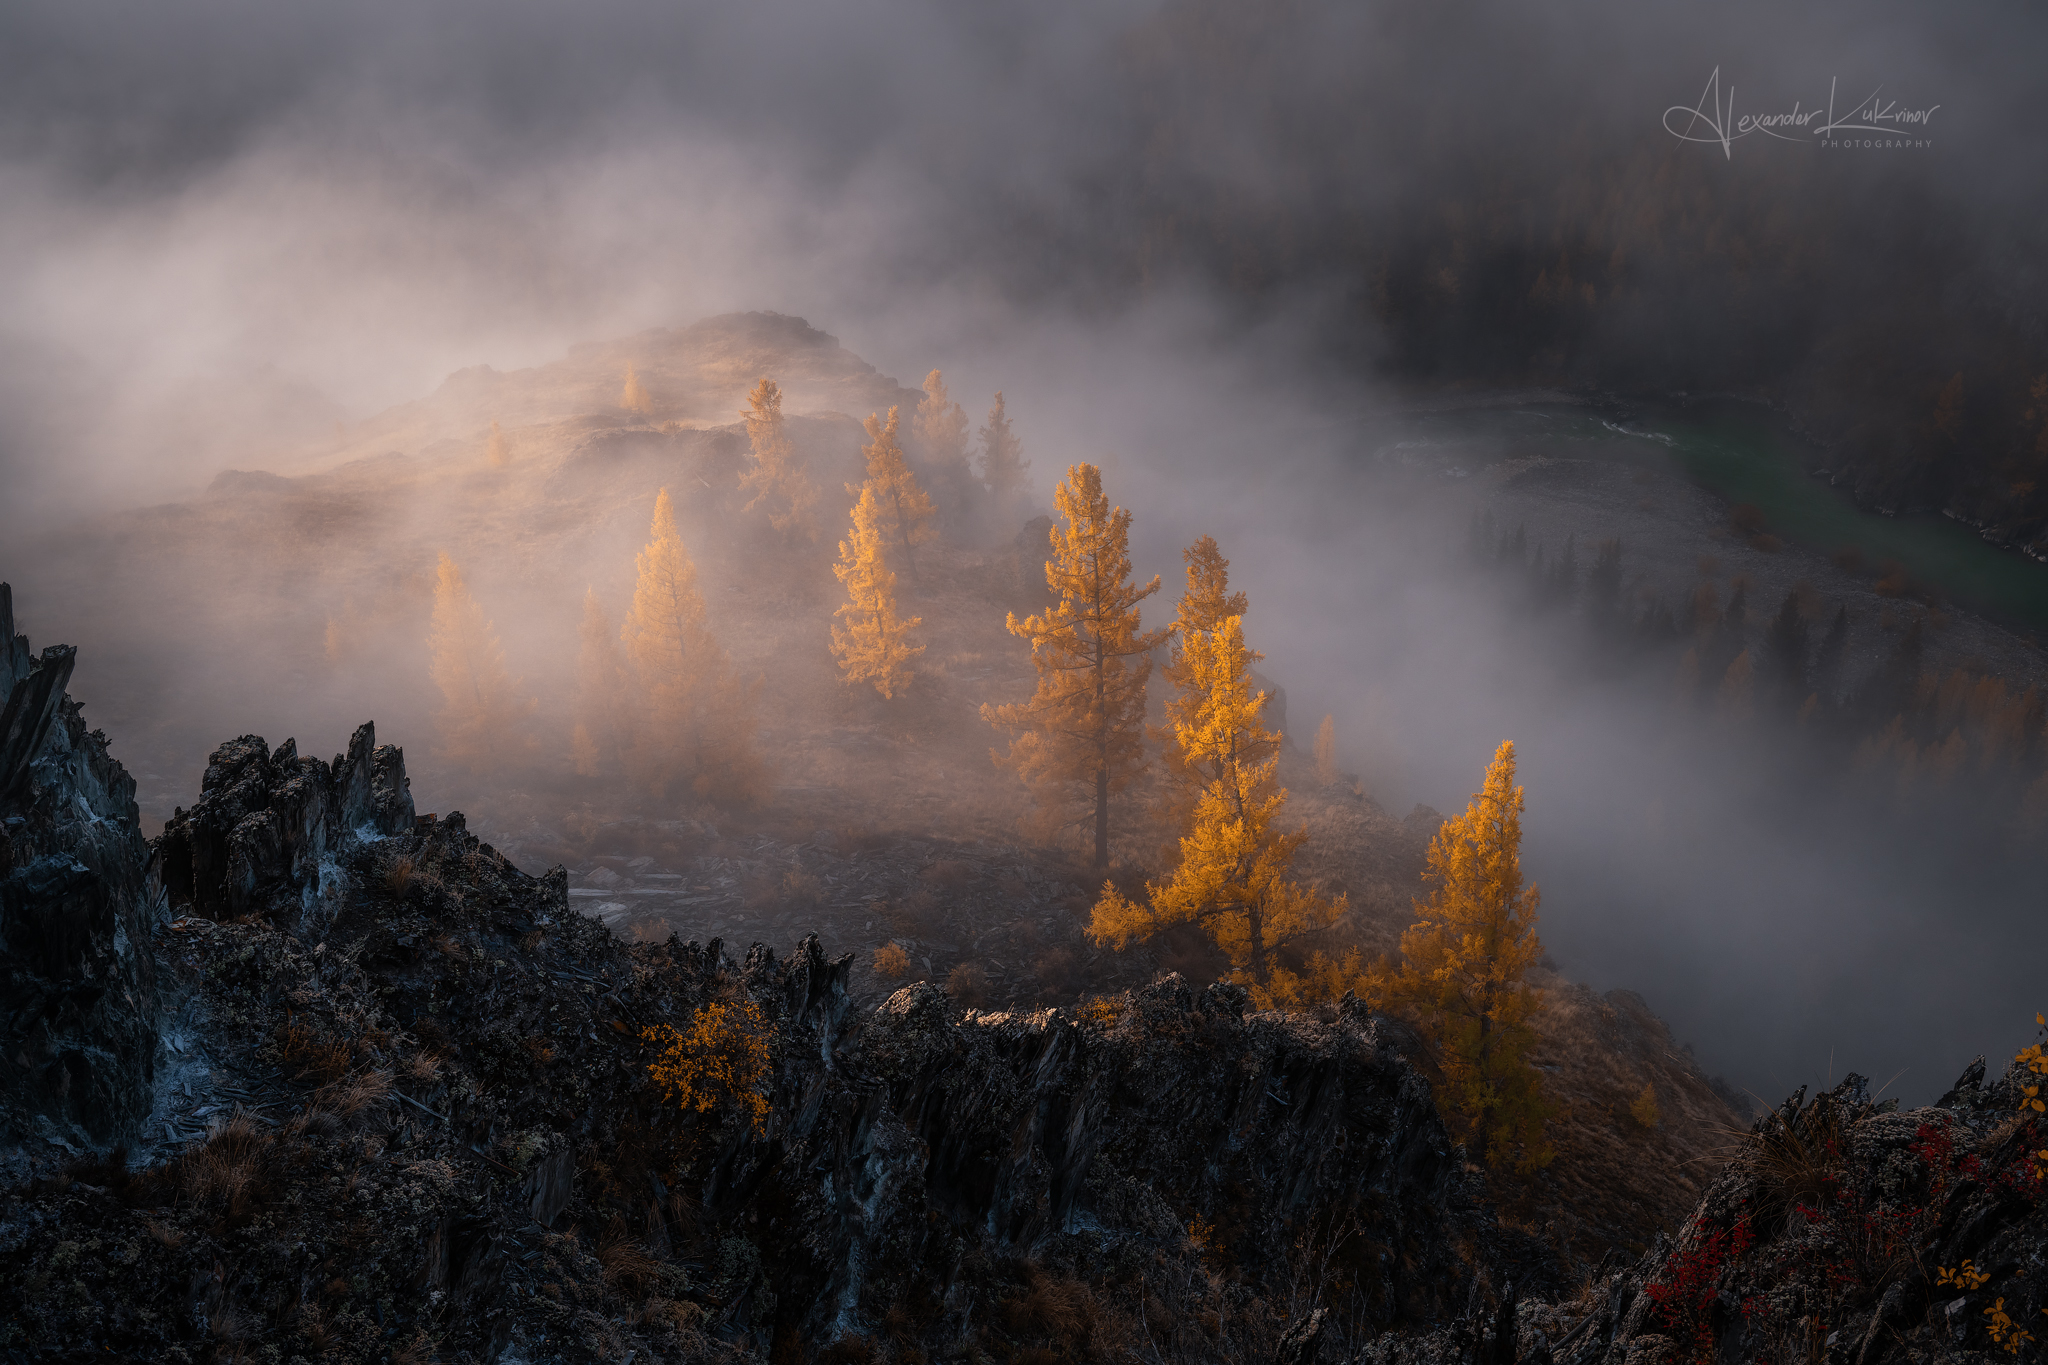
xmin=1094 ymin=763 xmax=1109 ymax=869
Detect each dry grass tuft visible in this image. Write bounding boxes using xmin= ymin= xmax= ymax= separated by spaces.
xmin=597 ymin=1215 xmax=662 ymax=1295
xmin=319 ymin=1069 xmax=394 ymax=1125
xmin=999 ymin=1269 xmax=1096 ymax=1350
xmin=277 ymin=1017 xmax=354 ymax=1085
xmin=169 ymin=1110 xmax=276 ymax=1224
xmin=1739 ymin=1089 xmax=1856 ymax=1232
xmin=383 ymin=855 xmax=416 ymax=896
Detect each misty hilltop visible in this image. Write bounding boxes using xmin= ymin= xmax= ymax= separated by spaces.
xmin=315 ymin=313 xmax=924 ymax=472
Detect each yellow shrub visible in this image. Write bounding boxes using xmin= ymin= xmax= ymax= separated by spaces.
xmin=641 ymin=1002 xmax=774 ymax=1135
xmin=1629 ymin=1082 xmax=1661 ymax=1130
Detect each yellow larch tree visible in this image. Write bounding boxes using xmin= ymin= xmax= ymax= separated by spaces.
xmin=485 ymin=419 xmax=511 ymax=468
xmin=1154 ymin=535 xmax=1260 ymax=841
xmin=1385 ymin=740 xmax=1553 ymax=1172
xmin=620 ymin=489 xmax=764 ymax=804
xmin=1314 ymin=715 xmax=1339 ymax=787
xmin=914 ymin=369 xmax=972 ymax=507
xmin=571 ymin=588 xmax=632 ymax=776
xmin=738 ymin=377 xmax=819 ymax=542
xmin=1089 ymin=615 xmax=1341 ymax=980
xmin=859 ymin=406 xmax=938 ymax=579
xmin=983 ymin=463 xmax=1167 ymax=868
xmin=976 ymin=391 xmax=1029 ymax=504
xmin=832 ymin=482 xmax=925 ymax=698
xmin=427 ymin=552 xmax=535 ymax=773
xmin=622 ymin=363 xmax=653 ymax=416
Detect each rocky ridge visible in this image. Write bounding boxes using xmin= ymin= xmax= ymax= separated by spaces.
xmin=4 ymin=590 xmax=2042 ymax=1365
xmin=0 ymin=591 xmax=1553 ymax=1362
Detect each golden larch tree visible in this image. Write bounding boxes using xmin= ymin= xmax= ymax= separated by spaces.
xmin=832 ymin=482 xmax=925 ymax=698
xmin=1090 ymin=615 xmax=1341 ymax=980
xmin=737 ymin=377 xmax=819 ymax=541
xmin=486 ymin=419 xmax=511 ymax=468
xmin=859 ymin=406 xmax=938 ymax=578
xmin=914 ymin=369 xmax=971 ymax=501
xmin=428 ymin=552 xmax=535 ymax=773
xmin=976 ymin=391 xmax=1029 ymax=504
xmin=622 ymin=363 xmax=653 ymax=416
xmin=983 ymin=463 xmax=1167 ymax=868
xmin=1385 ymin=740 xmax=1553 ymax=1172
xmin=1155 ymin=535 xmax=1260 ymax=840
xmin=620 ymin=489 xmax=764 ymax=803
xmin=571 ymin=588 xmax=632 ymax=776
xmin=1314 ymin=715 xmax=1339 ymax=787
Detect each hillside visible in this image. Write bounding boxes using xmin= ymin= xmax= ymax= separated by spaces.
xmin=2 ymin=312 xmax=1755 ymax=1274
xmin=5 ymin=589 xmax=2044 ymax=1364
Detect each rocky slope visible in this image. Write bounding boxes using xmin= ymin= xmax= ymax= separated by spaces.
xmin=1 ymin=583 xmax=161 ymax=1162
xmin=0 ymin=594 xmax=1556 ymax=1361
xmin=4 ymin=590 xmax=2042 ymax=1364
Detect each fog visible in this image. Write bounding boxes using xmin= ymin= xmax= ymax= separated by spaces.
xmin=2 ymin=0 xmax=2043 ymax=1105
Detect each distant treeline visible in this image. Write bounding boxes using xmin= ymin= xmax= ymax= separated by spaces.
xmin=1468 ymin=508 xmax=2048 ymax=831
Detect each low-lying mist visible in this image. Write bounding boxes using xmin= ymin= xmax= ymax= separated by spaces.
xmin=2 ymin=0 xmax=2042 ymax=1112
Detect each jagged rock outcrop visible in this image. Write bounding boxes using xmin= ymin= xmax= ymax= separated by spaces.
xmin=154 ymin=720 xmax=415 ymax=936
xmin=0 ymin=584 xmax=161 ymax=1158
xmin=0 ymin=720 xmax=1550 ymax=1363
xmin=1481 ymin=1067 xmax=2048 ymax=1365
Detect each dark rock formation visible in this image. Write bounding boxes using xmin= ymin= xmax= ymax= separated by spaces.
xmin=154 ymin=720 xmax=414 ymax=936
xmin=0 ymin=583 xmax=160 ymax=1158
xmin=0 ymin=718 xmax=1549 ymax=1362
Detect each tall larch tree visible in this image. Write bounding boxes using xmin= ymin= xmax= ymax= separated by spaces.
xmin=1157 ymin=535 xmax=1256 ymax=798
xmin=571 ymin=588 xmax=631 ymax=776
xmin=1090 ymin=614 xmax=1341 ymax=980
xmin=983 ymin=463 xmax=1167 ymax=868
xmin=622 ymin=364 xmax=653 ymax=416
xmin=738 ymin=377 xmax=819 ymax=542
xmin=620 ymin=489 xmax=764 ymax=803
xmin=1314 ymin=715 xmax=1339 ymax=787
xmin=428 ymin=552 xmax=535 ymax=773
xmin=832 ymin=482 xmax=925 ymax=698
xmin=1385 ymin=740 xmax=1553 ymax=1172
xmin=914 ymin=369 xmax=972 ymax=507
xmin=860 ymin=407 xmax=938 ymax=579
xmin=976 ymin=391 xmax=1028 ymax=505
xmin=486 ymin=419 xmax=511 ymax=468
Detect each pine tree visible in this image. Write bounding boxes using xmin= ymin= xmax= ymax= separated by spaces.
xmin=859 ymin=407 xmax=938 ymax=579
xmin=571 ymin=588 xmax=631 ymax=776
xmin=428 ymin=552 xmax=535 ymax=773
xmin=737 ymin=377 xmax=819 ymax=542
xmin=1089 ymin=615 xmax=1341 ymax=979
xmin=486 ymin=419 xmax=512 ymax=468
xmin=621 ymin=489 xmax=763 ymax=803
xmin=976 ymin=391 xmax=1029 ymax=504
xmin=983 ymin=463 xmax=1167 ymax=868
xmin=1154 ymin=536 xmax=1258 ymax=839
xmin=1314 ymin=715 xmax=1339 ymax=787
xmin=1385 ymin=740 xmax=1553 ymax=1172
xmin=622 ymin=364 xmax=653 ymax=416
xmin=832 ymin=483 xmax=925 ymax=698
